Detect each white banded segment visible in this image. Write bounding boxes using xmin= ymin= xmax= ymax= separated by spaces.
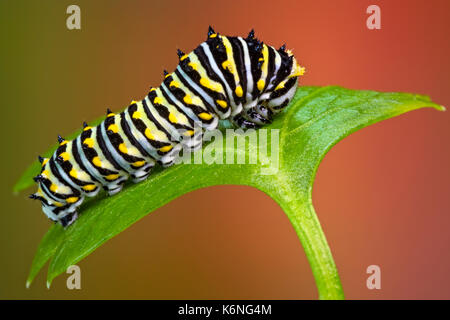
xmin=31 ymin=27 xmax=305 ymax=227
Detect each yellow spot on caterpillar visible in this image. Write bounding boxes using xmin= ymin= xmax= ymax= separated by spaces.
xmin=150 ymin=88 xmax=157 ymax=92
xmin=209 ymin=33 xmax=217 ymax=38
xmin=235 ymin=86 xmax=243 ymax=97
xmin=105 ymin=174 xmax=119 ymax=181
xmin=59 ymin=140 xmax=68 ymax=146
xmin=66 ymin=197 xmax=78 ymax=204
xmin=42 ymin=158 xmax=49 ymax=166
xmin=258 ymin=57 xmax=264 ymax=61
xmin=261 ymin=45 xmax=269 ymax=74
xmin=92 ymin=156 xmax=102 ymax=167
xmin=119 ymin=143 xmax=128 ymax=154
xmin=50 ymin=184 xmax=57 ymax=192
xmin=131 ymin=100 xmax=138 ymax=104
xmin=107 ymin=112 xmax=115 ymax=117
xmin=183 ymin=130 xmax=194 ymax=137
xmin=222 ymin=60 xmax=233 ymax=73
xmin=199 ymin=77 xmax=210 ymax=87
xmin=180 ymin=54 xmax=189 ymax=61
xmin=41 ymin=170 xmax=49 ymax=178
xmin=199 ymin=112 xmax=213 ymax=120
xmin=275 ymin=81 xmax=285 ymax=90
xmin=159 ymin=145 xmax=173 ymax=153
xmin=132 ymin=160 xmax=146 ymax=167
xmin=53 ymin=202 xmax=63 ymax=207
xmin=169 ymin=80 xmax=179 ymax=88
xmin=83 ymin=138 xmax=94 ymax=148
xmin=69 ymin=169 xmax=77 ymax=178
xmin=132 ymin=111 xmax=141 ymax=119
xmin=257 ymin=79 xmax=265 ymax=91
xmin=82 ymin=184 xmax=96 ymax=191
xmin=144 ymin=128 xmax=154 ymax=140
xmin=168 ymin=112 xmax=178 ymax=124
xmin=83 ymin=126 xmax=92 ymax=131
xmin=59 ymin=152 xmax=70 ymax=161
xmin=183 ymin=95 xmax=192 ymax=104
xmin=153 ymin=96 xmax=163 ymax=104
xmin=164 ymin=73 xmax=171 ymax=79
xmin=216 ymin=100 xmax=227 ymax=108
xmin=108 ymin=123 xmax=119 ymax=133
xmin=188 ymin=62 xmax=198 ymax=70
xmin=200 ymin=77 xmax=221 ymax=92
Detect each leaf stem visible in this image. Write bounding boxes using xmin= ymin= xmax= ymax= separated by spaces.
xmin=280 ymin=196 xmax=345 ymax=300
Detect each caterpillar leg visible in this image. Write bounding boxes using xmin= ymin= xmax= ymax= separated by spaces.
xmin=104 ymin=178 xmax=127 ymax=196
xmin=60 ymin=211 xmax=78 ymax=228
xmin=160 ymin=144 xmax=183 ymax=167
xmin=247 ymin=106 xmax=272 ymax=126
xmin=232 ymin=114 xmax=259 ymax=129
xmin=255 ymin=105 xmax=273 ymax=121
xmin=231 ymin=105 xmax=273 ymax=129
xmin=131 ymin=163 xmax=153 ymax=183
xmin=182 ymin=131 xmax=204 ymax=152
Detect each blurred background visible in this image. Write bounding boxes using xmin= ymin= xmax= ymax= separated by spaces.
xmin=1 ymin=0 xmax=449 ymax=299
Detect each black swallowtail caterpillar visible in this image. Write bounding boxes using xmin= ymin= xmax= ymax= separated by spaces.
xmin=30 ymin=27 xmax=305 ymax=227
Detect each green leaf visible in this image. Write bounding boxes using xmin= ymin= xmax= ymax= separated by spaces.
xmin=20 ymin=86 xmax=444 ymax=299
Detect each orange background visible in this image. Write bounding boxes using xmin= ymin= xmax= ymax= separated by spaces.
xmin=1 ymin=0 xmax=449 ymax=299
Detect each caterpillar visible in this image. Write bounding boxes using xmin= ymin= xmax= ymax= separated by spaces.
xmin=29 ymin=27 xmax=305 ymax=227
